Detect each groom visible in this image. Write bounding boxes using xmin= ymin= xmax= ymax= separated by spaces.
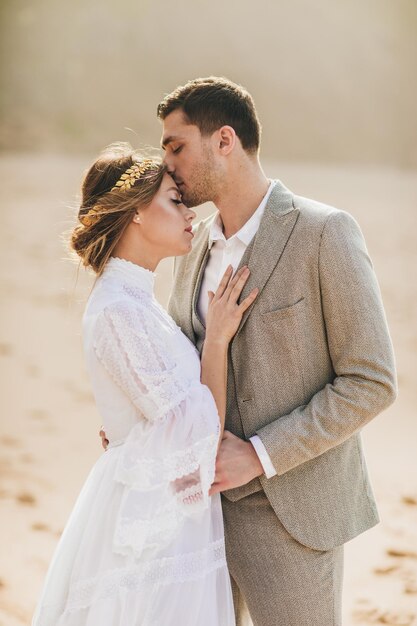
xmin=158 ymin=77 xmax=397 ymax=625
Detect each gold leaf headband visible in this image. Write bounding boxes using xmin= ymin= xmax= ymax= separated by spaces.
xmin=80 ymin=159 xmax=156 ymax=227
xmin=79 ymin=206 xmax=102 ymax=227
xmin=111 ymin=159 xmax=155 ymax=191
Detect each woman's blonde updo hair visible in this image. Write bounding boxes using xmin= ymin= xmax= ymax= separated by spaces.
xmin=71 ymin=142 xmax=167 ymax=275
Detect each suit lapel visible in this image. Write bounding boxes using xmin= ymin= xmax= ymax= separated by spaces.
xmin=235 ymin=181 xmax=300 ymax=336
xmin=180 ymin=215 xmax=215 ymax=338
xmin=191 ymin=246 xmax=210 ymax=330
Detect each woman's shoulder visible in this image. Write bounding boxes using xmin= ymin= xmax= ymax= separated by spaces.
xmin=83 ymin=278 xmax=155 ymax=331
xmin=90 ymin=294 xmax=152 ymax=325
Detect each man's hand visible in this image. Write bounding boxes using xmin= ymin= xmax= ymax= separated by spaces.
xmin=99 ymin=429 xmax=109 ymax=451
xmin=209 ymin=430 xmax=264 ymax=495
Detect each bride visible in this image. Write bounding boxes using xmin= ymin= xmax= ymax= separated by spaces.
xmin=32 ymin=143 xmax=258 ymax=626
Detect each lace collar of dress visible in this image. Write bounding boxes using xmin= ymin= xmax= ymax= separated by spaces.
xmin=102 ymin=257 xmax=156 ymax=295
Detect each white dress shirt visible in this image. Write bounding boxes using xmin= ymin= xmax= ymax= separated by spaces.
xmin=197 ymin=180 xmax=277 ymax=479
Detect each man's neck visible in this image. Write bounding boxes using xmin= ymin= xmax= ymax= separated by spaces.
xmin=214 ymin=164 xmax=270 ymax=239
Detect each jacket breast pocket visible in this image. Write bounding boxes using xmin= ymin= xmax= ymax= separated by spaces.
xmin=261 ymin=297 xmax=305 ymax=320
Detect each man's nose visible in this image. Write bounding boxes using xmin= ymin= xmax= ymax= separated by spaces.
xmin=162 ymin=153 xmax=174 ymax=174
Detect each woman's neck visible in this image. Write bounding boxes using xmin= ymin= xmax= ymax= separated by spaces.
xmin=111 ymin=242 xmax=160 ymax=273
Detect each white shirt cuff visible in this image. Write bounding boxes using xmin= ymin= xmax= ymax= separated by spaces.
xmin=249 ymin=435 xmax=277 ymax=479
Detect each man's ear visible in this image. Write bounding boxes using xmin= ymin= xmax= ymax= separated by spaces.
xmin=217 ymin=126 xmax=236 ymax=155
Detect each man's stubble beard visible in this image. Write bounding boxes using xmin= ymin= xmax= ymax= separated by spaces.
xmin=181 ymin=146 xmax=221 ymax=208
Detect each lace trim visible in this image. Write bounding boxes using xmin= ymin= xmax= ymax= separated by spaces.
xmin=113 ymin=431 xmax=218 ymax=558
xmin=103 ymin=257 xmax=156 ymax=294
xmin=62 ymin=539 xmax=227 ymax=614
xmin=176 ymin=481 xmax=205 ymax=505
xmin=115 ymin=431 xmax=219 ymax=489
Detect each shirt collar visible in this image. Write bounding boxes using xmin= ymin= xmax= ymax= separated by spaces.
xmin=208 ymin=180 xmax=276 ymax=249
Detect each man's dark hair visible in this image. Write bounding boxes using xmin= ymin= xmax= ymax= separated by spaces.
xmin=157 ymin=76 xmax=261 ymax=154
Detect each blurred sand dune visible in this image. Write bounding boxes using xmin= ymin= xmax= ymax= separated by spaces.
xmin=1 ymin=0 xmax=417 ymax=168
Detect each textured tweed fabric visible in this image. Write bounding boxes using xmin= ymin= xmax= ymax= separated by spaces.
xmin=222 ymin=490 xmax=344 ymax=626
xmin=168 ymin=179 xmax=396 ymax=621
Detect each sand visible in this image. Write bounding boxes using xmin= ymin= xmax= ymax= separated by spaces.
xmin=0 ymin=154 xmax=416 ymax=625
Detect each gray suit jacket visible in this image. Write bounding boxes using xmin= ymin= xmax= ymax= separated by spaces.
xmin=168 ymin=180 xmax=397 ymax=550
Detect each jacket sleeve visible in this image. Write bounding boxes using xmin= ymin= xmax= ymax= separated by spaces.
xmin=256 ymin=210 xmax=397 ymax=476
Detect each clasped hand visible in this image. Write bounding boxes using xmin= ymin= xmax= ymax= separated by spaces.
xmin=99 ymin=428 xmax=264 ymax=493
xmin=209 ymin=430 xmax=264 ymax=495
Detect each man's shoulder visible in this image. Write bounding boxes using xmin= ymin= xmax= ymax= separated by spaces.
xmin=285 ymin=189 xmax=359 ymax=239
xmin=267 ymin=181 xmax=362 ymax=248
xmin=291 ymin=191 xmax=341 ymax=224
xmin=269 ymin=179 xmax=351 ymax=229
xmin=293 ymin=192 xmax=360 ymax=236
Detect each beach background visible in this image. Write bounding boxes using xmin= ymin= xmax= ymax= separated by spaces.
xmin=0 ymin=1 xmax=416 ymax=624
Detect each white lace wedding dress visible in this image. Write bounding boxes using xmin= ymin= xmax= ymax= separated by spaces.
xmin=32 ymin=257 xmax=235 ymax=626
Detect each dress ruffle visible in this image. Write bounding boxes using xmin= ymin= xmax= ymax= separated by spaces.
xmin=32 ymin=442 xmax=230 ymax=626
xmin=63 ymin=539 xmax=226 ymax=615
xmin=112 ymin=384 xmax=220 ymax=559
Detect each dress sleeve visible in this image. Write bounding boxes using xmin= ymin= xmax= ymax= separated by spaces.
xmin=92 ymin=300 xmax=221 ymax=558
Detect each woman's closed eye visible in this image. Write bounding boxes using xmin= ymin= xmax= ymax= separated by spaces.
xmin=171 ymin=198 xmax=183 ymax=205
